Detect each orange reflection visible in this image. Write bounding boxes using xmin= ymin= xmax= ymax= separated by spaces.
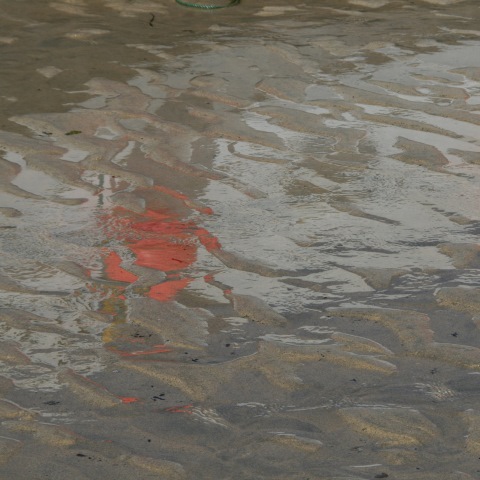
xmin=165 ymin=404 xmax=194 ymax=414
xmin=120 ymin=397 xmax=140 ymax=404
xmin=98 ymin=201 xmax=221 ymax=304
xmin=147 ymin=277 xmax=192 ymax=302
xmin=103 ymin=251 xmax=138 ymax=283
xmin=92 ymin=185 xmax=222 ymax=364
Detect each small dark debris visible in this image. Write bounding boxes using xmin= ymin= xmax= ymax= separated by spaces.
xmin=430 ymin=368 xmax=438 ymax=374
xmin=152 ymin=394 xmax=165 ymax=401
xmin=451 ymin=332 xmax=458 ymax=337
xmin=149 ymin=13 xmax=155 ymax=27
xmin=147 ymin=439 xmax=151 ymax=442
xmin=225 ymin=343 xmax=231 ymax=347
xmin=191 ymin=358 xmax=199 ymax=363
xmin=350 ymin=378 xmax=357 ymax=382
xmin=76 ymin=453 xmax=87 ymax=457
xmin=43 ymin=400 xmax=60 ymax=405
xmin=374 ymin=474 xmax=388 ymax=479
xmin=65 ymin=130 xmax=82 ymax=136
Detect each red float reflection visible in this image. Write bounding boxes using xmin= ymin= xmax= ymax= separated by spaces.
xmin=98 ymin=205 xmax=218 ymax=302
xmin=88 ymin=184 xmax=223 ymax=379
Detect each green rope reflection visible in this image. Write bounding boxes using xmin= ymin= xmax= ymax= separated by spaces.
xmin=175 ymin=0 xmax=239 ymax=9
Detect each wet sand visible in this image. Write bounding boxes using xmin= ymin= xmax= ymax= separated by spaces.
xmin=1 ymin=0 xmax=480 ymax=478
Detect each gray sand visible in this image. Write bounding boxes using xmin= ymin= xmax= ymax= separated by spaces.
xmin=1 ymin=0 xmax=480 ymax=478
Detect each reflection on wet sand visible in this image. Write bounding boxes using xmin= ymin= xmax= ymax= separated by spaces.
xmin=1 ymin=0 xmax=480 ymax=478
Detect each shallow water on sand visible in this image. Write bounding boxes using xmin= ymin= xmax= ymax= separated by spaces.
xmin=1 ymin=0 xmax=480 ymax=478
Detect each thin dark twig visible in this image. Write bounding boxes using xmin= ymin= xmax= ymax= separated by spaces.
xmin=149 ymin=13 xmax=155 ymax=27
